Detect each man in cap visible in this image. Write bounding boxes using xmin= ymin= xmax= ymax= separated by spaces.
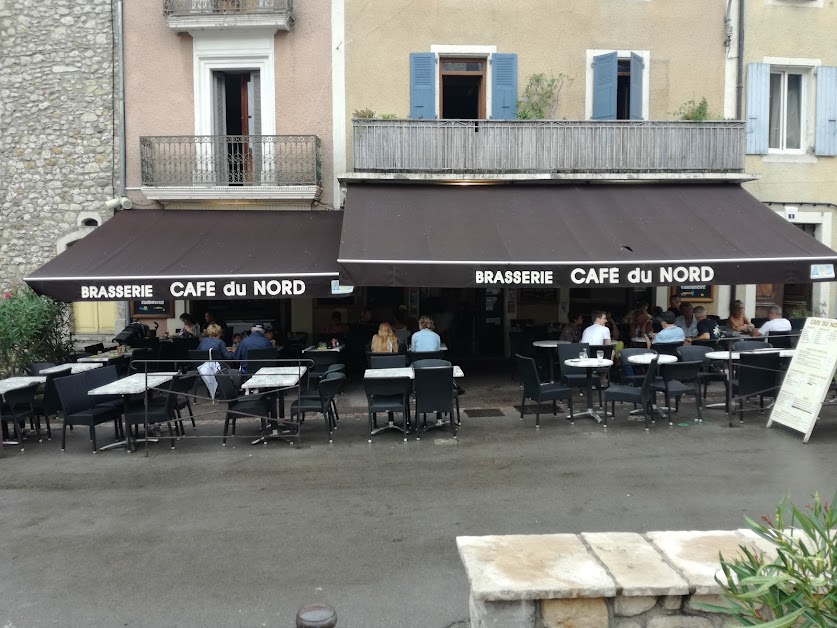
xmin=234 ymin=324 xmax=273 ymax=373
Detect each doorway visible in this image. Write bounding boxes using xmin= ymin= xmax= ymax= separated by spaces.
xmin=212 ymin=70 xmax=260 ymax=184
xmin=440 ymin=58 xmax=486 ymax=119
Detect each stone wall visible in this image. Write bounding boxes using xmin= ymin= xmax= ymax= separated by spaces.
xmin=0 ymin=0 xmax=117 ymax=292
xmin=459 ymin=530 xmax=780 ymax=628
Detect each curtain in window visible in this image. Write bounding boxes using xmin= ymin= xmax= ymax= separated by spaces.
xmin=768 ymin=73 xmax=782 ymax=149
xmin=785 ymin=74 xmax=802 ymax=149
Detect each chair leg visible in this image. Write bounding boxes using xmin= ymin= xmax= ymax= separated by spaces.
xmin=695 ymin=392 xmax=703 ymax=423
xmin=11 ymin=415 xmax=24 ymax=452
xmin=552 ymin=399 xmax=556 ymax=416
xmin=535 ymin=404 xmax=540 ymax=428
xmin=61 ymin=423 xmax=67 ymax=451
xmin=368 ymin=411 xmax=373 ymax=443
xmin=222 ymin=415 xmax=230 ymax=446
xmin=91 ymin=426 xmax=98 ymax=453
xmin=167 ymin=422 xmax=176 ymax=449
xmin=665 ymin=391 xmax=673 ymax=426
xmin=44 ymin=413 xmax=52 ymax=440
xmin=520 ymin=392 xmax=525 ymax=420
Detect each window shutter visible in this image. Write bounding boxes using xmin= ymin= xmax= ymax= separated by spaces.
xmin=409 ymin=53 xmax=436 ymax=120
xmin=251 ymin=72 xmax=263 ymax=184
xmin=815 ymin=65 xmax=837 ymax=156
xmin=213 ymin=71 xmax=227 ymax=135
xmin=491 ymin=53 xmax=518 ymax=120
xmin=629 ymin=52 xmax=644 ymax=120
xmin=592 ymin=52 xmax=617 ymax=120
xmin=745 ymin=63 xmax=770 ymax=155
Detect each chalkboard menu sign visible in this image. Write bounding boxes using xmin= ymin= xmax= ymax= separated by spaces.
xmin=130 ymin=300 xmax=174 ymax=318
xmin=672 ymin=285 xmax=713 ymax=303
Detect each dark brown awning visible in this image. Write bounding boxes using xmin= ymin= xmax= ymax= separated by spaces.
xmin=26 ymin=209 xmax=348 ymax=301
xmin=338 ymin=183 xmax=837 ymax=288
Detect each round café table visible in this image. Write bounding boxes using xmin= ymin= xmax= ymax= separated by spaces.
xmin=563 ymin=357 xmax=613 ymax=425
xmin=625 ymin=353 xmax=677 ymax=419
xmin=533 ymin=340 xmax=570 ymax=381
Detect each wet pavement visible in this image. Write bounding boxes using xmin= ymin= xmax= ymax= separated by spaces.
xmin=1 ymin=368 xmax=835 ymax=627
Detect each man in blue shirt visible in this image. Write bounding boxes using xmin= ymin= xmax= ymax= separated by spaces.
xmin=411 ymin=315 xmax=442 ymax=352
xmin=646 ymin=311 xmax=685 ymax=348
xmin=234 ymin=324 xmax=273 ymax=373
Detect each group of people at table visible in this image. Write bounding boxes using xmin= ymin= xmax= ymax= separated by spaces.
xmin=559 ymin=297 xmax=793 ymax=353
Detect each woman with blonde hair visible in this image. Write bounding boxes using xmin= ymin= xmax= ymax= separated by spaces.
xmin=196 ymin=323 xmax=233 ymax=359
xmin=371 ymin=322 xmax=399 ymax=353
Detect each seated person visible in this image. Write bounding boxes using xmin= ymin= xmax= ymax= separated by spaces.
xmin=196 ymin=323 xmax=233 ymax=360
xmin=325 ymin=311 xmax=349 ymax=336
xmin=391 ymin=309 xmax=411 ymax=348
xmin=371 ymin=322 xmax=400 ymax=353
xmin=410 ymin=315 xmax=441 ymax=352
xmin=754 ymin=305 xmax=792 ymax=337
xmin=231 ymin=333 xmax=243 ymax=351
xmin=690 ymin=306 xmax=721 ymax=343
xmin=650 ymin=307 xmax=664 ymax=334
xmin=178 ymin=313 xmax=201 ymax=338
xmin=727 ymin=300 xmax=755 ymax=335
xmin=675 ymin=302 xmax=698 ymax=338
xmin=646 ymin=311 xmax=685 ymax=348
xmin=580 ymin=310 xmax=612 ymax=346
xmin=628 ymin=302 xmax=653 ymax=339
xmin=559 ymin=313 xmax=583 ymax=343
xmin=234 ymin=324 xmax=273 ymax=373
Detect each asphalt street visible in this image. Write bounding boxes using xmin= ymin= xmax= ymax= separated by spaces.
xmin=1 ymin=386 xmax=835 ymax=627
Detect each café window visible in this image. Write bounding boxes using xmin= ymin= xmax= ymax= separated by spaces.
xmin=769 ymin=70 xmax=804 ymax=151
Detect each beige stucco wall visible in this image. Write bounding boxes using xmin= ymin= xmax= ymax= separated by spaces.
xmin=123 ymin=0 xmax=334 ymax=209
xmin=344 ymin=0 xmax=728 ymax=159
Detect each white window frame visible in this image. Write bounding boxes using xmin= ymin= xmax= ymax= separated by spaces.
xmin=765 ymin=0 xmax=823 ymax=8
xmin=585 ymin=49 xmax=650 ymax=120
xmin=430 ymin=45 xmax=497 ymax=120
xmin=192 ymin=32 xmax=276 ymax=137
xmin=768 ymin=68 xmax=806 ymax=154
xmin=763 ymin=57 xmax=818 ymax=156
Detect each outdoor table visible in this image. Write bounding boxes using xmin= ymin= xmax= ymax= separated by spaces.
xmin=303 ymin=344 xmax=345 ymax=353
xmin=254 ymin=366 xmax=308 ymax=376
xmin=77 ymin=350 xmax=122 ymax=363
xmin=533 ymin=339 xmax=571 ymax=381
xmin=0 ymin=376 xmax=47 ymax=446
xmin=243 ymin=369 xmax=306 ymax=446
xmin=88 ymin=372 xmax=177 ymax=451
xmin=703 ymin=349 xmax=794 ymax=414
xmin=626 ymin=353 xmax=678 ymax=365
xmin=39 ymin=363 xmax=103 ymax=374
xmin=562 ymin=357 xmax=613 ymax=424
xmin=363 ymin=366 xmax=465 ymax=379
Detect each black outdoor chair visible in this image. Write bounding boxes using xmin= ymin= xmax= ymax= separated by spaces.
xmin=54 ymin=373 xmax=123 ymax=452
xmin=1 ymin=382 xmax=41 ymax=451
xmin=369 ymin=354 xmax=408 ymax=369
xmin=24 ymin=362 xmax=57 ymax=375
xmin=307 ymin=351 xmax=341 ymax=387
xmin=83 ymin=343 xmax=105 ymax=355
xmin=732 ymin=339 xmax=772 ymax=352
xmin=651 ymin=361 xmax=704 ymax=425
xmin=363 ymin=376 xmax=412 ymax=442
xmin=247 ymin=347 xmax=280 ymax=370
xmin=122 ymin=377 xmax=178 ymax=451
xmin=407 ymin=350 xmax=444 ymax=365
xmin=32 ymin=370 xmax=74 ymax=441
xmin=509 ymin=329 xmax=538 ymax=380
xmin=653 ymin=342 xmax=684 ymax=358
xmin=214 ymin=370 xmax=271 ymax=446
xmin=413 ymin=366 xmax=458 ymax=439
xmin=85 ymin=365 xmax=124 ymax=410
xmin=557 ymin=343 xmax=606 ymax=406
xmin=766 ymin=333 xmax=797 ymax=349
xmin=727 ymin=352 xmax=781 ymax=426
xmin=290 ymin=373 xmax=344 ymax=443
xmin=516 ymin=355 xmax=573 ymax=428
xmin=604 ymin=357 xmax=659 ymax=430
xmin=412 ymin=359 xmax=462 ymax=425
xmin=618 ymin=348 xmax=657 ymax=387
xmin=690 ymin=338 xmax=720 ymax=351
xmin=129 ymin=348 xmax=155 ymax=374
xmin=677 ymin=345 xmax=726 ymax=401
xmin=168 ymin=372 xmax=197 ymax=432
xmin=105 ymin=355 xmax=131 ymax=378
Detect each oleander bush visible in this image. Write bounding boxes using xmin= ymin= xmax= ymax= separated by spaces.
xmin=0 ymin=286 xmax=74 ymax=376
xmin=708 ymin=492 xmax=837 ymax=627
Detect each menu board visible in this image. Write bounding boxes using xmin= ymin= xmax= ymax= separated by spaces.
xmin=768 ymin=317 xmax=837 ymax=443
xmin=130 ymin=300 xmax=174 ymax=318
xmin=673 ymin=285 xmax=713 ymax=302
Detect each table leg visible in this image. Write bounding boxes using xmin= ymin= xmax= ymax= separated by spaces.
xmin=566 ymin=367 xmax=610 ymax=425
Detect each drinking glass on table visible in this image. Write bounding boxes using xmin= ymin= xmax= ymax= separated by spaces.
xmin=596 ymin=350 xmax=604 ymax=362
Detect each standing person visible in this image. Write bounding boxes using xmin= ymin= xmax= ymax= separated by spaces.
xmin=754 ymin=306 xmax=792 ymax=337
xmin=203 ymin=310 xmax=227 ymax=334
xmin=234 ymin=324 xmax=273 ymax=373
xmin=691 ymin=306 xmax=720 ymax=343
xmin=667 ymin=295 xmax=682 ymax=317
xmin=179 ymin=313 xmax=201 ymax=338
xmin=411 ymin=315 xmax=441 ymax=352
xmin=646 ymin=311 xmax=685 ymax=347
xmin=371 ymin=322 xmax=399 ymax=353
xmin=559 ymin=313 xmax=583 ymax=343
xmin=675 ymin=302 xmax=698 ymax=338
xmin=580 ymin=311 xmax=612 ymax=346
xmin=727 ymin=300 xmax=755 ymax=335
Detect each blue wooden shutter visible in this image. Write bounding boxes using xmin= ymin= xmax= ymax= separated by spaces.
xmin=592 ymin=52 xmax=617 ymax=120
xmin=629 ymin=52 xmax=644 ymax=120
xmin=491 ymin=53 xmax=518 ymax=120
xmin=745 ymin=63 xmax=770 ymax=155
xmin=410 ymin=53 xmax=436 ymax=120
xmin=815 ymin=66 xmax=837 ymax=156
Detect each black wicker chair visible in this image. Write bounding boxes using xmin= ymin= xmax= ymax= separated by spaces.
xmin=290 ymin=373 xmax=344 ymax=443
xmin=1 ymin=382 xmax=41 ymax=451
xmin=516 ymin=355 xmax=573 ymax=427
xmin=214 ymin=370 xmax=271 ymax=446
xmin=651 ymin=361 xmax=704 ymax=425
xmin=363 ymin=376 xmax=412 ymax=442
xmin=54 ymin=373 xmax=123 ymax=452
xmin=413 ymin=366 xmax=457 ymax=439
xmin=604 ymin=357 xmax=659 ymax=430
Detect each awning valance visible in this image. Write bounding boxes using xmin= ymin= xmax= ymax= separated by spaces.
xmin=338 ymin=184 xmax=837 ymax=288
xmin=26 ymin=209 xmax=348 ymax=301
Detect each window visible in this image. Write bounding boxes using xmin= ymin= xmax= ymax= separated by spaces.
xmin=586 ymin=50 xmax=649 ymax=120
xmin=439 ymin=57 xmax=486 ymax=119
xmin=769 ymin=70 xmax=804 ymax=151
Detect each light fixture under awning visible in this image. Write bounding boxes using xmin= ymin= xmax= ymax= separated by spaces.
xmin=26 ymin=209 xmax=348 ymax=301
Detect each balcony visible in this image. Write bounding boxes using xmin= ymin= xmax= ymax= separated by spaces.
xmin=163 ymin=0 xmax=294 ymax=33
xmin=350 ymin=119 xmax=747 ymax=182
xmin=140 ymin=135 xmax=321 ymax=203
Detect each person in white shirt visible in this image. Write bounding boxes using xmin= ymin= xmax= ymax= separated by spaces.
xmin=674 ymin=302 xmax=698 ymax=338
xmin=754 ymin=306 xmax=792 ymax=337
xmin=580 ymin=310 xmax=612 ymax=346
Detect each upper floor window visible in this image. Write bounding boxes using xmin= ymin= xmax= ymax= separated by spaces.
xmin=769 ymin=70 xmax=804 ymax=151
xmin=585 ymin=50 xmax=649 ymax=121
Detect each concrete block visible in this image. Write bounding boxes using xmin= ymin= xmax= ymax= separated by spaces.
xmin=647 ymin=617 xmax=714 ymax=628
xmin=470 ymin=594 xmax=535 ymax=628
xmin=614 ymin=595 xmax=657 ymax=617
xmin=540 ymin=598 xmax=608 ymax=628
xmin=662 ymin=595 xmax=684 ymax=610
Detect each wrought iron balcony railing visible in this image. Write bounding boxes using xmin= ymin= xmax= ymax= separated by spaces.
xmin=352 ymin=119 xmax=745 ymax=174
xmin=163 ymin=0 xmax=293 ymax=17
xmin=140 ymin=135 xmax=321 ymax=188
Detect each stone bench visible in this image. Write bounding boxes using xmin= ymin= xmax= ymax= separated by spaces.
xmin=457 ymin=529 xmax=778 ymax=628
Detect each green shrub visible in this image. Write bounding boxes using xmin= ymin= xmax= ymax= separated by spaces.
xmin=673 ymin=97 xmax=714 ymax=121
xmin=352 ymin=108 xmax=376 ymax=119
xmin=516 ymin=72 xmax=573 ymax=120
xmin=0 ymin=286 xmax=75 ymax=376
xmin=707 ymin=492 xmax=837 ymax=627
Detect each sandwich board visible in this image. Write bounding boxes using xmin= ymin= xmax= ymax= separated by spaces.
xmin=767 ymin=317 xmax=837 ymax=443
